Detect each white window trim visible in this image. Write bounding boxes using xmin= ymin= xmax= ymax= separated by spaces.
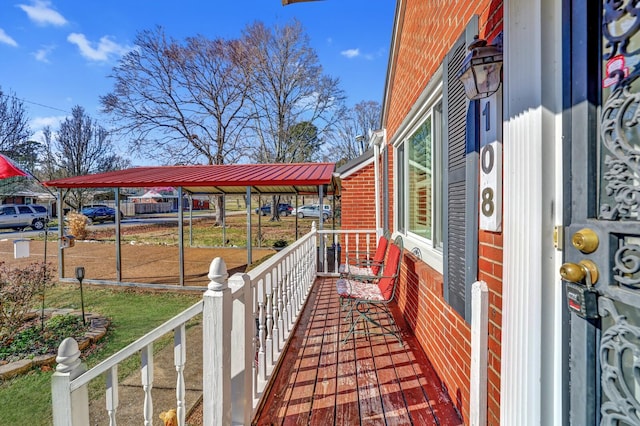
xmin=393 ymin=80 xmax=444 ymax=274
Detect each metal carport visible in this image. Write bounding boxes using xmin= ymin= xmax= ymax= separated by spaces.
xmin=44 ymin=162 xmax=338 ymax=288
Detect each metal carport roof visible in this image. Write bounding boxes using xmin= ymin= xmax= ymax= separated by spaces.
xmin=43 ymin=162 xmax=337 ymax=195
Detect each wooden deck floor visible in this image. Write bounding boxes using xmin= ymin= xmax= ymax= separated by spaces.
xmin=253 ymin=277 xmax=462 ymax=425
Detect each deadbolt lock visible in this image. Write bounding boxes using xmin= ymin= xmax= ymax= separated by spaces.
xmin=559 ymin=259 xmax=599 ymax=285
xmin=571 ymin=228 xmax=599 ymax=254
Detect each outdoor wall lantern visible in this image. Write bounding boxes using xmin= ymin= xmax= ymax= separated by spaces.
xmin=457 ymin=35 xmax=503 ymax=100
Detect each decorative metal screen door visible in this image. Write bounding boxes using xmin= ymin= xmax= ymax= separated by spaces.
xmin=564 ymin=2 xmax=640 ymax=425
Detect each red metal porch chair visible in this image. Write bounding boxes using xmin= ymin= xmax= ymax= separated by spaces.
xmin=337 ymin=230 xmax=390 ymax=309
xmin=336 ymin=236 xmax=403 ymax=344
xmin=338 ymin=230 xmax=390 ymax=278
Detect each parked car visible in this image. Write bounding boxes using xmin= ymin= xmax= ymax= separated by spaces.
xmin=291 ymin=204 xmax=330 ymax=220
xmin=0 ymin=204 xmax=50 ymax=230
xmin=255 ymin=203 xmax=293 ymax=216
xmin=79 ymin=206 xmax=123 ymax=224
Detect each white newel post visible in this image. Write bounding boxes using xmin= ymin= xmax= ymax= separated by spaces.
xmin=203 ymin=257 xmax=231 ymax=425
xmin=52 ymin=338 xmax=89 ymax=426
xmin=470 ymin=281 xmax=489 ymax=426
xmin=228 ymin=272 xmax=252 ymax=425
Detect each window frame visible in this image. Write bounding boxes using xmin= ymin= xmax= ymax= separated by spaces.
xmin=394 ymin=80 xmax=444 ymax=272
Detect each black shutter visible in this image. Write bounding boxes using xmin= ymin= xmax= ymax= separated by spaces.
xmin=443 ymin=24 xmax=479 ymax=321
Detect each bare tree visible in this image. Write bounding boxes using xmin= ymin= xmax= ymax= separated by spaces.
xmin=101 ymin=27 xmax=252 ymax=224
xmin=0 ymin=87 xmax=38 ymax=198
xmin=48 ymin=106 xmax=126 ymax=208
xmin=240 ymin=20 xmax=347 ymax=219
xmin=0 ymin=87 xmax=32 ymax=158
xmin=330 ymin=100 xmax=381 ymax=167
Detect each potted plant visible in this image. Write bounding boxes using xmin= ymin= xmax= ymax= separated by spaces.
xmin=273 ymin=239 xmax=288 ymax=251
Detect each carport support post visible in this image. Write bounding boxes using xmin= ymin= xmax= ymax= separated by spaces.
xmin=188 ymin=194 xmax=193 ymax=247
xmin=178 ymin=187 xmax=185 ymax=286
xmin=115 ymin=187 xmax=121 ymax=282
xmin=57 ymin=188 xmax=64 ymax=280
xmin=222 ymin=195 xmax=226 ymax=247
xmin=246 ymin=187 xmax=252 ymax=266
xmin=318 ymin=185 xmax=324 ymax=270
xmin=295 ymin=195 xmax=299 ymax=240
xmin=257 ymin=196 xmax=261 ymax=248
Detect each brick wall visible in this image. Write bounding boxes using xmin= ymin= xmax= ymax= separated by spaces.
xmin=384 ymin=1 xmax=504 ymax=425
xmin=340 ymin=162 xmax=377 ymax=232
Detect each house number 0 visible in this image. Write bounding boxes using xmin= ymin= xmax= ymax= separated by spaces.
xmin=481 ymin=144 xmax=495 ymax=216
xmin=479 ymin=92 xmax=502 ymax=232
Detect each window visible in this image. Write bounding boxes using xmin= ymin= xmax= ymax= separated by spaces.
xmin=399 ymin=99 xmax=443 ymax=251
xmin=392 ymin=24 xmax=477 ymax=320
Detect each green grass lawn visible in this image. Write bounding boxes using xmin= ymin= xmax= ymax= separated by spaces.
xmin=0 ymin=284 xmax=201 ymax=426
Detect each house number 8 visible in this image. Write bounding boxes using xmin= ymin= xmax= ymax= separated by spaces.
xmin=482 ymin=187 xmax=494 ymax=216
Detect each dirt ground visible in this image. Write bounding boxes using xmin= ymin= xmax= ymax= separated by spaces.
xmin=0 ymin=238 xmax=275 ymax=288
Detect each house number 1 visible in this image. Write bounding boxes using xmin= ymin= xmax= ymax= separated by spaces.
xmin=479 ymin=91 xmax=502 ymax=232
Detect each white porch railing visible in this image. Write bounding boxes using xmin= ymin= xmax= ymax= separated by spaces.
xmin=51 ymin=225 xmax=377 ymax=425
xmin=316 ymin=228 xmax=380 ymax=276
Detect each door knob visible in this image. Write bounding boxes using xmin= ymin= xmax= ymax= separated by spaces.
xmin=571 ymin=228 xmax=599 ymax=253
xmin=559 ymin=259 xmax=599 ymax=284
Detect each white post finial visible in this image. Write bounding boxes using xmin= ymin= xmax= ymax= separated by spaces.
xmin=56 ymin=337 xmax=82 ymax=374
xmin=52 ymin=337 xmax=89 ymax=426
xmin=208 ymin=257 xmax=229 ymax=291
xmin=311 ymin=221 xmax=317 ymax=232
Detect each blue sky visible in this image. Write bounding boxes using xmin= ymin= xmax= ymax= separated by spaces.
xmin=0 ymin=0 xmax=395 ymax=156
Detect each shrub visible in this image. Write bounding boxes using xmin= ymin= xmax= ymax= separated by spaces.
xmin=67 ymin=211 xmax=89 ymax=240
xmin=0 ymin=261 xmax=53 ymax=342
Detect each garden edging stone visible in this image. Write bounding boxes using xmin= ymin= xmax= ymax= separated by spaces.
xmin=0 ymin=309 xmax=110 ymax=380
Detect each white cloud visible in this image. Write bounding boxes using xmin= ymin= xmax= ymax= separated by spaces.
xmin=31 ymin=115 xmax=65 ymax=142
xmin=0 ymin=28 xmax=18 ymax=47
xmin=31 ymin=115 xmax=65 ymax=129
xmin=67 ymin=33 xmax=132 ymax=62
xmin=17 ymin=0 xmax=67 ymax=27
xmin=341 ymin=48 xmax=360 ymax=59
xmin=33 ymin=45 xmax=55 ymax=62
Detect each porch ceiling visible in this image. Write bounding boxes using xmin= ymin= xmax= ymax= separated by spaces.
xmin=43 ymin=162 xmax=338 ymax=196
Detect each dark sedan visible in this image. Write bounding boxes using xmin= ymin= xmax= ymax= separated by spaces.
xmin=80 ymin=206 xmax=123 ymax=224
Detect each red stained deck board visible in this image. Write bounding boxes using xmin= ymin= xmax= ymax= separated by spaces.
xmin=308 ymin=294 xmax=339 ymax=426
xmin=253 ymin=277 xmax=462 ymax=426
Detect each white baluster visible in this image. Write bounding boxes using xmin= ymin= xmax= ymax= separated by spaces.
xmin=275 ymin=261 xmax=284 ymax=350
xmin=257 ymin=280 xmax=266 ymax=381
xmin=284 ymin=255 xmax=292 ymax=332
xmin=106 ymin=365 xmax=119 ymax=426
xmin=174 ymin=324 xmax=186 ymax=426
xmin=265 ymin=273 xmax=273 ymax=370
xmin=290 ymin=252 xmax=299 ymax=324
xmin=141 ymin=344 xmax=154 ymax=426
